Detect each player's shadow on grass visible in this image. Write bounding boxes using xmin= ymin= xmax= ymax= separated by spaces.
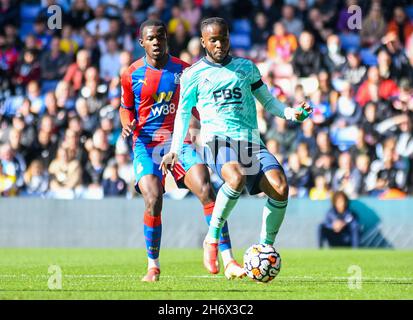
xmin=349 ymin=200 xmax=393 ymax=248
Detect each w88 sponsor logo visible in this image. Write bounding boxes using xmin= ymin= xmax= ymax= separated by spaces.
xmin=151 ymin=103 xmax=176 ymax=117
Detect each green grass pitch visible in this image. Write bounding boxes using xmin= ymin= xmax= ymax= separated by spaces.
xmin=0 ymin=249 xmax=412 ymax=300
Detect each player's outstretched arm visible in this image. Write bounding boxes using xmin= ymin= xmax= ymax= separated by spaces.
xmin=119 ymin=69 xmax=137 ymax=139
xmin=252 ymin=84 xmax=312 ymax=122
xmin=160 ymin=71 xmax=198 ymax=174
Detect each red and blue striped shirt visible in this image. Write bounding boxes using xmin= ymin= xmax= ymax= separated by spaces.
xmin=120 ymin=55 xmax=190 ymax=147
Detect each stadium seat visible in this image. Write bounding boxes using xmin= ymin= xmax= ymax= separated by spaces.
xmin=230 ymin=19 xmax=251 ymax=50
xmin=230 ymin=33 xmax=251 ymax=50
xmin=19 ymin=4 xmax=41 ymax=40
xmin=20 ymin=3 xmax=41 ymax=20
xmin=405 ymin=5 xmax=413 ymax=21
xmin=360 ymin=48 xmax=378 ymax=66
xmin=339 ymin=33 xmax=361 ymax=51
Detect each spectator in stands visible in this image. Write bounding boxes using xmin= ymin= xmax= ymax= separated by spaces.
xmin=202 ymin=0 xmax=232 ymax=23
xmin=82 ymin=32 xmax=101 ymax=68
xmin=360 ymin=2 xmax=387 ymax=47
xmin=387 ymin=6 xmax=413 ymax=47
xmin=332 ymin=152 xmax=360 ymax=198
xmin=318 ymin=70 xmax=339 ymax=111
xmin=354 ymin=153 xmax=371 ymax=195
xmin=33 ymin=17 xmax=52 ymax=50
xmin=0 ymin=159 xmax=17 ymax=196
xmin=83 ymin=147 xmax=104 ymax=188
xmin=294 ymin=118 xmax=317 ymax=155
xmin=305 ymin=7 xmax=331 ymax=45
xmin=102 ymin=162 xmax=127 ymax=197
xmin=392 ymin=79 xmax=413 ymax=113
xmin=360 ymin=102 xmax=381 ymax=147
xmin=323 ymin=34 xmax=346 ymax=75
xmin=309 ymin=174 xmax=332 ymax=200
xmin=296 ymin=142 xmax=313 ymax=168
xmin=168 ymin=5 xmax=190 ymax=35
xmin=26 ymin=81 xmax=45 ymax=115
xmin=348 ymin=128 xmax=375 ymax=163
xmin=40 ymin=37 xmax=70 ymax=93
xmin=168 ymin=20 xmax=191 ymax=57
xmin=27 ymin=128 xmax=58 ymax=168
xmin=13 ymin=50 xmax=41 ymax=93
xmin=59 ymin=25 xmax=79 ymax=58
xmin=266 ymin=138 xmax=284 ymax=167
xmin=148 ymin=0 xmax=172 ymax=23
xmin=333 ymin=81 xmax=362 ymax=128
xmin=0 ymin=0 xmax=19 ymax=29
xmin=309 ymin=88 xmax=334 ymax=127
xmin=281 ymin=4 xmax=303 ymax=38
xmin=99 ymin=36 xmax=121 ymax=82
xmin=64 ymin=49 xmax=91 ymax=93
xmin=128 ymin=0 xmax=147 ymax=26
xmin=75 ymin=97 xmax=99 ymax=135
xmin=267 ymin=22 xmax=298 ymax=64
xmin=285 ymin=152 xmax=312 ymax=198
xmin=318 ymin=191 xmax=360 ymax=248
xmin=356 ymin=66 xmax=399 ymax=108
xmin=22 ymin=159 xmax=49 ymax=197
xmin=180 ymin=0 xmax=201 ymax=36
xmin=266 ymin=117 xmax=297 ymax=155
xmin=0 ymin=142 xmax=24 ymax=190
xmin=292 ymin=31 xmax=323 ymax=78
xmin=341 ymin=50 xmax=367 ymax=90
xmin=380 ymin=32 xmax=413 ymax=84
xmin=44 ymin=91 xmax=67 ymax=131
xmin=366 ymin=137 xmax=409 ymax=195
xmin=86 ymin=4 xmax=110 ymax=38
xmin=251 ymin=12 xmax=270 ymax=50
xmin=69 ymin=0 xmax=94 ymax=30
xmin=78 ymin=75 xmax=106 ymax=115
xmin=48 ymin=146 xmax=82 ymax=196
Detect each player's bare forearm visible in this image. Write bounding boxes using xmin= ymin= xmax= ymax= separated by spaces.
xmin=119 ymin=108 xmax=136 ymax=139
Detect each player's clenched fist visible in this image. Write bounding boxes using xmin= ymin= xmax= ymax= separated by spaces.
xmin=160 ymin=152 xmax=179 ymax=175
xmin=121 ymin=119 xmax=137 ymax=139
xmin=284 ymin=101 xmax=313 ymax=122
xmin=294 ymin=101 xmax=313 ymax=122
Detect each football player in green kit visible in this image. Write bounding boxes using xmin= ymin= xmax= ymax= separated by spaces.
xmin=161 ymin=17 xmax=313 ymax=274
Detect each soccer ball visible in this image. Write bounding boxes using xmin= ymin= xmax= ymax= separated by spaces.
xmin=243 ymin=244 xmax=281 ymax=283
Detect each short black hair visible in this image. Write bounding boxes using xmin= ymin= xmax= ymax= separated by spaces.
xmin=200 ymin=17 xmax=229 ymax=33
xmin=139 ymin=19 xmax=167 ymax=38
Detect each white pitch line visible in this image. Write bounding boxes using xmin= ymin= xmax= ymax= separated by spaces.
xmin=0 ymin=275 xmax=412 ymax=281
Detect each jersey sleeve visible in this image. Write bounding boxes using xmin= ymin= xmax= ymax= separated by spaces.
xmin=120 ymin=69 xmax=135 ymax=110
xmin=170 ymin=70 xmax=198 ymax=155
xmin=250 ymin=61 xmax=264 ymax=91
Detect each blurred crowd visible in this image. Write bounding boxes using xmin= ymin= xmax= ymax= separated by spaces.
xmin=1 ymin=0 xmax=413 ymax=199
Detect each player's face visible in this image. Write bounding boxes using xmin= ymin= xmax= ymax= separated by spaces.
xmin=140 ymin=26 xmax=167 ymax=61
xmin=201 ymin=24 xmax=230 ymax=63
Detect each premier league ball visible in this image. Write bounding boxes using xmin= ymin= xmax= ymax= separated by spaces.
xmin=243 ymin=244 xmax=281 ymax=283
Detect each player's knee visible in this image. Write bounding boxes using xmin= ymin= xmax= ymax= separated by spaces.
xmin=268 ymin=174 xmax=289 ymax=201
xmin=144 ymin=193 xmax=163 ymax=215
xmin=198 ymin=182 xmax=215 ymax=205
xmin=276 ymin=182 xmax=289 ymax=201
xmin=226 ymin=172 xmax=246 ymax=191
